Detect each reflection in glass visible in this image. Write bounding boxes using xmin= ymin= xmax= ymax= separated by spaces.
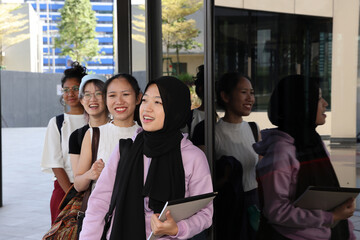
xmin=131 ymin=0 xmax=147 ymax=91
xmin=215 ymin=7 xmax=333 ymax=111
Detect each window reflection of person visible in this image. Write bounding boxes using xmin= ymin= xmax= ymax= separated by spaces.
xmin=254 ymin=75 xmax=356 ymax=240
xmin=214 ymin=72 xmax=260 ymax=240
xmin=190 ymin=65 xmax=205 ymax=137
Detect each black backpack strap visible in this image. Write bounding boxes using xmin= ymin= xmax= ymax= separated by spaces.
xmin=186 ymin=109 xmax=194 ymax=135
xmin=101 ymin=138 xmax=133 ymax=240
xmin=248 ymin=121 xmax=259 ymax=142
xmin=55 ymin=114 xmax=64 ymax=141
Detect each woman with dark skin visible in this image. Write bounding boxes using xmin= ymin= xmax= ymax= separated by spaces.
xmin=41 ymin=62 xmax=87 ymax=224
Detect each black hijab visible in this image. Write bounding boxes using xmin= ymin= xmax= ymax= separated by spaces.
xmin=268 ymin=75 xmax=348 ymax=239
xmin=109 ymin=76 xmax=191 ymax=240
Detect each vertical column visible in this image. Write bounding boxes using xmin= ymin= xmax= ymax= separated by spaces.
xmin=0 ymin=70 xmax=2 ymax=207
xmin=116 ymin=0 xmax=132 ymax=74
xmin=331 ymin=0 xmax=359 ymax=142
xmin=204 ymin=0 xmax=215 ymax=238
xmin=146 ymin=0 xmax=163 ymax=82
xmin=204 ymin=0 xmax=215 ymax=173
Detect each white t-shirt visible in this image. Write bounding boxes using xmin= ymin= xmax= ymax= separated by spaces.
xmin=90 ymin=121 xmax=140 ymax=165
xmin=41 ymin=113 xmax=87 ymax=183
xmin=215 ymin=118 xmax=258 ymax=192
xmin=89 ymin=121 xmax=139 ymax=190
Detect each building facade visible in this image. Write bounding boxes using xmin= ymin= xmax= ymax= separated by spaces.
xmin=1 ymin=2 xmax=43 ymax=72
xmin=25 ymin=0 xmax=115 ymax=75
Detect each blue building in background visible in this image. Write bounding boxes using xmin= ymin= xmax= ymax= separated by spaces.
xmin=25 ymin=0 xmax=114 ymax=75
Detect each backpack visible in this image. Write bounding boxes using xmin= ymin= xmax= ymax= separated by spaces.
xmin=248 ymin=121 xmax=259 ymax=142
xmin=55 ymin=114 xmax=64 ymax=141
xmin=186 ymin=109 xmax=194 ymax=135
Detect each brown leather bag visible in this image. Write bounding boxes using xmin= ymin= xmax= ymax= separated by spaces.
xmin=43 ymin=127 xmax=100 ymax=240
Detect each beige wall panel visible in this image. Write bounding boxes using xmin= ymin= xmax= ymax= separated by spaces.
xmin=162 ymin=54 xmax=204 ymax=76
xmin=178 ymin=55 xmax=204 ymax=75
xmin=331 ymin=0 xmax=359 ymax=139
xmin=244 ymin=0 xmax=294 ymax=14
xmin=295 ymin=0 xmax=333 ymax=17
xmin=3 ymin=4 xmax=31 ymax=72
xmin=215 ymin=0 xmax=244 ymax=8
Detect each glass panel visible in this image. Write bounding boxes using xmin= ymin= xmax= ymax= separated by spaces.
xmin=161 ymin=0 xmax=204 ymax=110
xmin=215 ymin=8 xmax=333 ymax=111
xmin=131 ymin=0 xmax=147 ymax=91
xmin=0 ymin=0 xmax=115 ymax=238
xmin=212 ymin=7 xmax=335 ymax=240
xmin=21 ymin=0 xmax=115 ymax=76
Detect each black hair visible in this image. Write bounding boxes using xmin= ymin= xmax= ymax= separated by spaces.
xmin=216 ymin=72 xmax=251 ymax=109
xmin=79 ymin=79 xmax=106 ymax=99
xmin=194 ymin=65 xmax=204 ymax=100
xmin=104 ymin=73 xmax=141 ymax=98
xmin=104 ymin=73 xmax=141 ymax=124
xmin=61 ymin=61 xmax=87 ymax=87
xmin=79 ymin=79 xmax=109 ymax=118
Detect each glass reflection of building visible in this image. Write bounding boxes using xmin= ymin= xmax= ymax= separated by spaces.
xmin=25 ymin=0 xmax=115 ymax=75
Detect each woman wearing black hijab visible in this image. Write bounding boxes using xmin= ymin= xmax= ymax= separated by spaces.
xmin=253 ymin=75 xmax=355 ymax=240
xmin=80 ymin=76 xmax=213 ymax=240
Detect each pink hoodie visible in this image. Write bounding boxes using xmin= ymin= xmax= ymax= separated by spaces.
xmin=253 ymin=128 xmax=355 ymax=240
xmin=80 ymin=129 xmax=213 ymax=240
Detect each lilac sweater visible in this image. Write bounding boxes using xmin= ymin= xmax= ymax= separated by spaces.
xmin=253 ymin=129 xmax=355 ymax=240
xmin=80 ymin=130 xmax=213 ymax=240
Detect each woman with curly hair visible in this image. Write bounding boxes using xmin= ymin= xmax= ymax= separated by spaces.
xmin=41 ymin=62 xmax=87 ymax=224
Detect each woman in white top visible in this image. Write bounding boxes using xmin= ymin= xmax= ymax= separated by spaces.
xmin=41 ymin=62 xmax=87 ymax=224
xmin=74 ymin=73 xmax=141 ymax=192
xmin=68 ymin=74 xmax=109 ymax=173
xmin=214 ymin=72 xmax=260 ymax=240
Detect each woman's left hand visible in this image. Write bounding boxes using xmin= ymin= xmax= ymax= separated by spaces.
xmin=150 ymin=211 xmax=178 ymax=237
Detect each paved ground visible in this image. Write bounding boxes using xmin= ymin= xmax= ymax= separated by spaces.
xmin=0 ymin=127 xmax=360 ymax=239
xmin=0 ymin=128 xmax=52 ymax=240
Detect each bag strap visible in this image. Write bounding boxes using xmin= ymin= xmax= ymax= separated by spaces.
xmin=55 ymin=114 xmax=64 ymax=141
xmin=186 ymin=109 xmax=194 ymax=135
xmin=248 ymin=121 xmax=259 ymax=142
xmin=101 ymin=138 xmax=133 ymax=240
xmin=80 ymin=127 xmax=100 ymax=212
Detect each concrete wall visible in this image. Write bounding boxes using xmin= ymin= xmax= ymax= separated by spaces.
xmin=0 ymin=70 xmax=148 ymax=128
xmin=1 ymin=70 xmax=63 ymax=127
